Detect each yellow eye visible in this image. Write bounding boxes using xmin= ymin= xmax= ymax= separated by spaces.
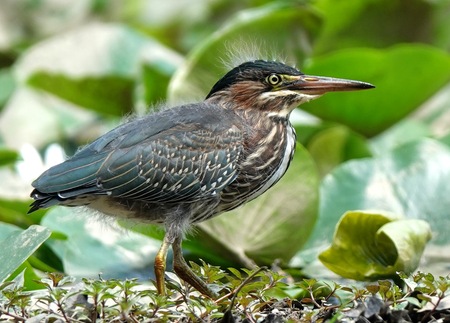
xmin=266 ymin=74 xmax=282 ymax=85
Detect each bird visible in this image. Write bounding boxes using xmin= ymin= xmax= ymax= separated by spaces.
xmin=29 ymin=59 xmax=374 ymax=298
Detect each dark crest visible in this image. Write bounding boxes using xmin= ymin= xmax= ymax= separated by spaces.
xmin=206 ymin=60 xmax=303 ymax=99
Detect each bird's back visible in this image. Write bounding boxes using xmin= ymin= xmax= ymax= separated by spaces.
xmin=29 ymin=103 xmax=247 ymax=221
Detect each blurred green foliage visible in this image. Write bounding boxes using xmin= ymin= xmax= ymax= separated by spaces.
xmin=0 ymin=0 xmax=449 ymax=289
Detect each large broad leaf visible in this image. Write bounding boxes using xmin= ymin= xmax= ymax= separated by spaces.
xmin=27 ymin=73 xmax=135 ymax=117
xmin=314 ymin=0 xmax=439 ymax=54
xmin=301 ymin=45 xmax=450 ymax=137
xmin=168 ymin=3 xmax=322 ymax=102
xmin=0 ymin=87 xmax=98 ymax=148
xmin=307 ymin=125 xmax=372 ymax=177
xmin=370 ymin=119 xmax=431 ymax=156
xmin=188 ymin=144 xmax=319 ymax=267
xmin=319 ymin=210 xmax=431 ymax=280
xmin=0 ymin=198 xmax=63 ymax=272
xmin=0 ymin=224 xmax=51 ymax=283
xmin=302 ymin=139 xmax=450 ymax=268
xmin=15 ymin=22 xmax=182 ymax=116
xmin=411 ymin=82 xmax=450 ymax=139
xmin=2 ymin=23 xmax=182 ymax=148
xmin=41 ymin=207 xmax=160 ymax=278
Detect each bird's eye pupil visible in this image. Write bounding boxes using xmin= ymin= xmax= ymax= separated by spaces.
xmin=267 ymin=74 xmax=281 ymax=85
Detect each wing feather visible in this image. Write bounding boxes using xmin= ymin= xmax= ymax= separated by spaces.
xmin=30 ymin=103 xmax=245 ymax=210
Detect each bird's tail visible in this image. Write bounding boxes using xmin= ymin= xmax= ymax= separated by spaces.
xmin=28 ymin=189 xmax=62 ymax=213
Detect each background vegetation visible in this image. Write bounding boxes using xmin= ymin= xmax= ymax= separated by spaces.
xmin=0 ymin=0 xmax=449 ymax=311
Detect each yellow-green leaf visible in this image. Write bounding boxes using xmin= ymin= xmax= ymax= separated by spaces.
xmin=319 ymin=210 xmax=431 ymax=280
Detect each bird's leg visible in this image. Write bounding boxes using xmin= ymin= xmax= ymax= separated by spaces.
xmin=154 ymin=234 xmax=172 ymax=295
xmin=172 ymin=235 xmax=217 ymax=298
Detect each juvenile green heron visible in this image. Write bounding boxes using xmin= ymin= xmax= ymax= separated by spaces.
xmin=29 ymin=60 xmax=374 ymax=297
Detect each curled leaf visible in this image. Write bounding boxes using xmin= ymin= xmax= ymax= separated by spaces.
xmin=319 ymin=210 xmax=431 ymax=280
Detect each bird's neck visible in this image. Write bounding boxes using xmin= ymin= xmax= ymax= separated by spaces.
xmin=206 ymin=95 xmax=295 ymax=126
xmin=229 ymin=105 xmax=294 ymax=157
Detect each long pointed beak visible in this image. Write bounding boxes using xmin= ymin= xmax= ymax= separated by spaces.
xmin=289 ymin=75 xmax=375 ymax=94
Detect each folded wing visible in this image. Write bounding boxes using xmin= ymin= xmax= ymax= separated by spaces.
xmin=29 ymin=103 xmax=245 ymax=212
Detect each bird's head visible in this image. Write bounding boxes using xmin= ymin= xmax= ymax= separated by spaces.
xmin=206 ymin=60 xmax=374 ymax=119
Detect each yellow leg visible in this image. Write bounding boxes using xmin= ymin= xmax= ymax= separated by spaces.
xmin=172 ymin=235 xmax=217 ymax=298
xmin=154 ymin=235 xmax=171 ymax=295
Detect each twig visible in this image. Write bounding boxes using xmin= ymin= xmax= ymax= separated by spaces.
xmin=0 ymin=308 xmax=26 ymax=321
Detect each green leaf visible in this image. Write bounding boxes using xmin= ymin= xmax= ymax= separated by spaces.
xmin=319 ymin=210 xmax=431 ymax=280
xmin=377 ymin=220 xmax=431 ymax=273
xmin=370 ymin=119 xmax=431 ymax=155
xmin=27 ymin=73 xmax=134 ymax=116
xmin=168 ymin=3 xmax=322 ymax=102
xmin=41 ymin=207 xmax=160 ymax=277
xmin=307 ymin=125 xmax=371 ymax=176
xmin=16 ymin=23 xmax=182 ymax=116
xmin=302 ymin=139 xmax=450 ymax=265
xmin=0 ymin=68 xmax=15 ymax=109
xmin=6 ymin=261 xmax=47 ymax=290
xmin=440 ymin=132 xmax=450 ymax=147
xmin=301 ymin=45 xmax=450 ymax=137
xmin=0 ymin=147 xmax=18 ymax=166
xmin=140 ymin=62 xmax=175 ymax=106
xmin=0 ymin=198 xmax=43 ymax=228
xmin=0 ymin=200 xmax=57 ymax=273
xmin=294 ymin=122 xmax=332 ymax=147
xmin=411 ymin=82 xmax=450 ymax=139
xmin=0 ymin=87 xmax=98 ymax=148
xmin=192 ymin=143 xmax=319 ymax=267
xmin=0 ymin=224 xmax=51 ymax=283
xmin=119 ymin=221 xmax=165 ymax=242
xmin=314 ymin=0 xmax=437 ymax=53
